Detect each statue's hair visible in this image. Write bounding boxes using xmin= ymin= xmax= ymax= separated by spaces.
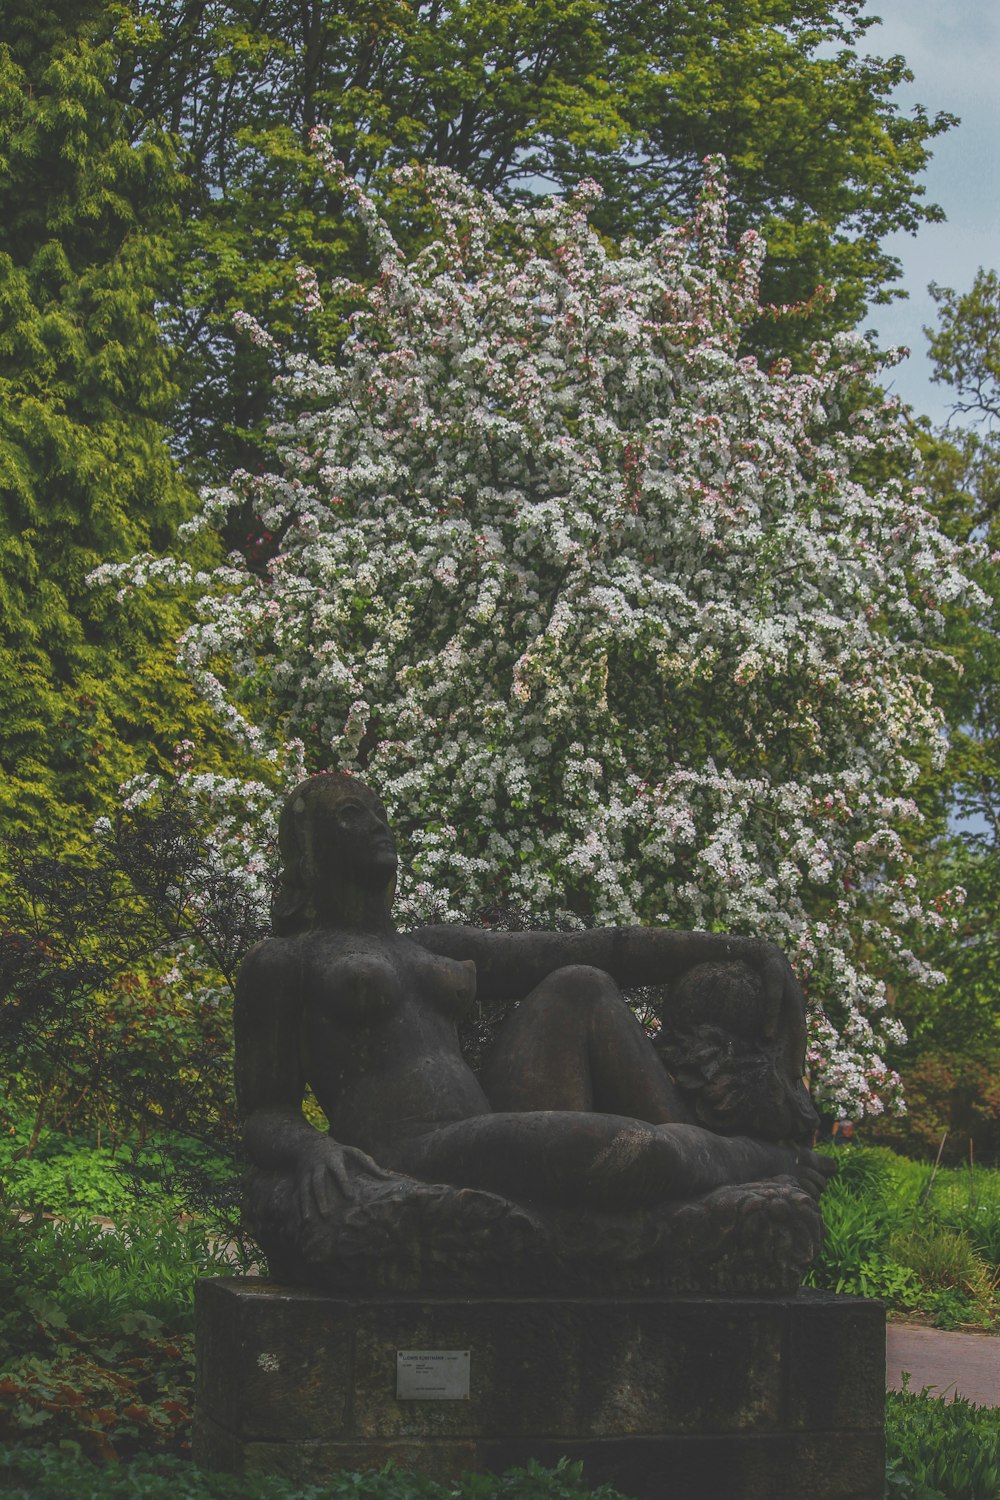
xmin=656 ymin=1024 xmax=802 ymax=1140
xmin=654 ymin=962 xmax=818 ymax=1144
xmin=271 ymin=772 xmax=389 ymax=936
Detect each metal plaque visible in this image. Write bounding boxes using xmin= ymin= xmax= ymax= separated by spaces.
xmin=396 ymin=1349 xmax=471 ymax=1400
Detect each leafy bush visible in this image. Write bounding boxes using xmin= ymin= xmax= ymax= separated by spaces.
xmin=870 ymin=1051 xmax=1000 ymax=1167
xmin=0 ymin=793 xmax=264 ymax=1193
xmin=886 ymin=1385 xmax=1000 ymax=1498
xmin=0 ymin=1449 xmax=630 ymax=1500
xmin=0 ymin=1199 xmax=247 ymax=1460
xmin=0 ymin=1107 xmax=243 ymax=1239
xmin=0 ymin=1124 xmax=135 ymax=1217
xmin=808 ymin=1147 xmax=999 ymax=1327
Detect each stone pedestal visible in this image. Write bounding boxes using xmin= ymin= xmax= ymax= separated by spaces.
xmin=193 ymin=1278 xmax=885 ymax=1500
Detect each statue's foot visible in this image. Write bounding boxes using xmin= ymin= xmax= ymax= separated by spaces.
xmin=743 ymin=1140 xmax=839 ymax=1200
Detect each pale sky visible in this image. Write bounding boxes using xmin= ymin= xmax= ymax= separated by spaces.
xmin=860 ymin=0 xmax=999 ymax=427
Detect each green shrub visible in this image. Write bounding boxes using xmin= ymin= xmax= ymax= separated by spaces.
xmin=886 ymin=1385 xmax=1000 ymax=1498
xmin=870 ymin=1051 xmax=1000 ymax=1166
xmin=0 ymin=1200 xmax=245 ymax=1459
xmin=0 ymin=1113 xmax=238 ymax=1222
xmin=0 ymin=1448 xmax=632 ymax=1500
xmin=808 ymin=1147 xmax=999 ymax=1326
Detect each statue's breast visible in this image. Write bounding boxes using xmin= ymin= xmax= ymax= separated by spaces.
xmin=297 ymin=934 xmax=476 ymax=1040
xmin=301 ymin=943 xmax=403 ymax=1029
xmin=416 ymin=950 xmax=477 ymax=1022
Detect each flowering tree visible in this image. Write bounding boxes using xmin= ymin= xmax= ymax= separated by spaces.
xmin=95 ymin=148 xmax=977 ymax=1117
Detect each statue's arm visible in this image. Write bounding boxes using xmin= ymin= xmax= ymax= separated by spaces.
xmin=234 ymin=938 xmax=320 ymax=1170
xmin=410 ymin=924 xmax=799 ymax=1040
xmin=235 ymin=939 xmax=398 ymax=1216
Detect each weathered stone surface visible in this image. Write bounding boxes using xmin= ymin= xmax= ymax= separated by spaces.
xmin=194 ymin=1280 xmax=886 ymax=1500
xmin=478 ymin=1432 xmax=886 ymax=1500
xmin=194 ymin=1281 xmax=351 ymax=1442
xmin=350 ymin=1297 xmax=785 ymax=1439
xmin=786 ymin=1291 xmax=886 ymax=1433
xmin=252 ymin=1168 xmax=824 ymax=1296
xmin=193 ymin=1414 xmax=478 ymax=1488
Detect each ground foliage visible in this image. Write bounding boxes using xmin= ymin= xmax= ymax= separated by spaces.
xmin=0 ymin=1448 xmax=631 ymax=1500
xmin=1 ymin=1145 xmax=998 ymax=1477
xmin=1 ymin=1375 xmax=999 ymax=1498
xmin=885 ymin=1383 xmax=1000 ymax=1500
xmin=97 ymin=154 xmax=983 ymax=1116
xmin=0 ymin=1203 xmax=202 ymax=1461
xmin=809 ymin=1146 xmax=999 ymax=1329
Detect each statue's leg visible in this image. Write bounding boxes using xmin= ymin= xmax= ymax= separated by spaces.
xmin=480 ymin=963 xmax=696 ymax=1125
xmin=379 ymin=1109 xmax=826 ymax=1212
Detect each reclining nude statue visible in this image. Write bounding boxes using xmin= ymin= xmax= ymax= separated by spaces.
xmin=236 ymin=773 xmax=835 ymax=1293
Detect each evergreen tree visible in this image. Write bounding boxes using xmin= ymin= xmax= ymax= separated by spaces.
xmin=0 ymin=7 xmax=225 ymax=841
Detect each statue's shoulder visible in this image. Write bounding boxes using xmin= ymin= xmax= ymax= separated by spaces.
xmin=235 ymin=933 xmax=303 ymax=997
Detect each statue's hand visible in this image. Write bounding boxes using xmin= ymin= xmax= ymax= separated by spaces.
xmin=746 ymin=940 xmax=806 ymax=1041
xmin=294 ymin=1135 xmax=397 ymax=1225
xmin=791 ymin=1147 xmax=838 ymax=1201
xmin=744 ymin=940 xmax=819 ymax=1140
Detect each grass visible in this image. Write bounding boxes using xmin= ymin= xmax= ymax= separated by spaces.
xmin=808 ymin=1146 xmax=1000 ymax=1329
xmin=885 ymin=1384 xmax=1000 ymax=1498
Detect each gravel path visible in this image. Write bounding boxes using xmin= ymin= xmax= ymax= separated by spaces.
xmin=887 ymin=1324 xmax=1000 ymax=1408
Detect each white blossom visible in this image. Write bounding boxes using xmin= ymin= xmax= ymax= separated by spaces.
xmin=99 ymin=156 xmax=983 ymax=1116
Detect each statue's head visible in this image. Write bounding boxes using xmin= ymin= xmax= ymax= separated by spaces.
xmin=655 ymin=962 xmax=819 ymax=1145
xmin=272 ymin=772 xmax=397 ymax=934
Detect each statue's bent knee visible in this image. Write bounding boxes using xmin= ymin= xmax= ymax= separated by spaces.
xmin=534 ymin=963 xmax=621 ymax=1007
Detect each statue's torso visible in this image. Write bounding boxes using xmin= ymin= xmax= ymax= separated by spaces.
xmin=292 ymin=928 xmax=490 ymax=1152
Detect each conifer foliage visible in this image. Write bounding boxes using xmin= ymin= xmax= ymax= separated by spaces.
xmin=101 ymin=156 xmax=979 ymax=1115
xmin=0 ymin=6 xmax=207 ymax=840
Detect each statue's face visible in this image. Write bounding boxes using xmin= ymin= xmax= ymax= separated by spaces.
xmin=313 ymin=790 xmax=398 ymax=887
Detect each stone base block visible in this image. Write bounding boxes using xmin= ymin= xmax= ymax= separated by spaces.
xmin=194 ymin=1279 xmax=885 ymax=1500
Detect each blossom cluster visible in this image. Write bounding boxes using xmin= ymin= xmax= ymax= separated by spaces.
xmin=95 ymin=153 xmax=980 ymax=1115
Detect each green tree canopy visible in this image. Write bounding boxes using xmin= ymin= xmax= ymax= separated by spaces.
xmin=98 ymin=0 xmax=954 ymax=480
xmin=894 ymin=269 xmax=1000 ymax=1059
xmin=922 ymin=271 xmax=1000 ymax=845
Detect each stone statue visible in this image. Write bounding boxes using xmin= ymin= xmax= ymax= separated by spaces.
xmin=236 ymin=773 xmax=834 ymax=1293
